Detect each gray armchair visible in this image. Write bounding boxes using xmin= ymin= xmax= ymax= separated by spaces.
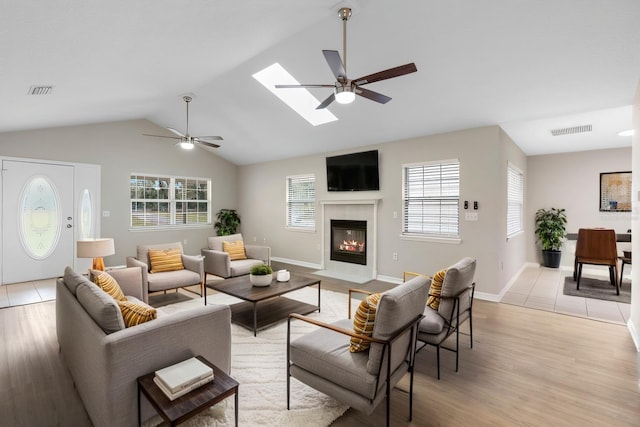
xmin=417 ymin=257 xmax=476 ymax=379
xmin=286 ymin=275 xmax=429 ymax=426
xmin=126 ymin=242 xmax=204 ymax=296
xmin=201 ymin=233 xmax=270 ymax=282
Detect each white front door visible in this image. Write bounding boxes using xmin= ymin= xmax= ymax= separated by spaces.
xmin=2 ymin=160 xmax=75 ymax=284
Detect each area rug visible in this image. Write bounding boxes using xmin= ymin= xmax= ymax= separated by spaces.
xmin=145 ymin=288 xmax=352 ymax=427
xmin=563 ymin=276 xmax=631 ymax=303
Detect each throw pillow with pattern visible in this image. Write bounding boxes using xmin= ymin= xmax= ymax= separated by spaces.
xmin=92 ymin=271 xmax=127 ymax=302
xmin=427 ymin=269 xmax=447 ymax=310
xmin=118 ymin=300 xmax=157 ymax=327
xmin=350 ymin=292 xmax=382 ymax=353
xmin=223 ymin=240 xmax=247 ymax=261
xmin=148 ymin=248 xmax=184 ymax=273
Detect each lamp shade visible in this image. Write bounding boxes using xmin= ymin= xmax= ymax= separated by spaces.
xmin=77 ymin=238 xmax=115 ymax=258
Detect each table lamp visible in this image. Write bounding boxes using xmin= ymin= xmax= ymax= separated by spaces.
xmin=77 ymin=238 xmax=115 ymax=271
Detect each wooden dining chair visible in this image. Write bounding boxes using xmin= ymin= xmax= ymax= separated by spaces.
xmin=574 ymin=228 xmax=619 ymax=295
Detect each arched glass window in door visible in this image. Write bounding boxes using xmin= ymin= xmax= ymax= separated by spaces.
xmin=79 ymin=188 xmax=94 ymax=240
xmin=19 ymin=175 xmax=62 ymax=259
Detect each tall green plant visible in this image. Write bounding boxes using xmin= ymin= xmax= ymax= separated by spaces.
xmin=534 ymin=207 xmax=567 ymax=251
xmin=214 ymin=209 xmax=241 ymax=236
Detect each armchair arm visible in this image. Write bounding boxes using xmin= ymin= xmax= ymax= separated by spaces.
xmin=126 ymin=257 xmax=149 ymax=293
xmin=107 ymin=266 xmax=148 ymax=303
xmin=201 ymin=248 xmax=231 ymax=278
xmin=288 ymin=313 xmax=386 ymax=344
xmin=182 ymin=254 xmax=204 ymax=283
xmin=347 ymin=288 xmax=374 ymax=319
xmin=245 ymin=245 xmax=271 ymax=264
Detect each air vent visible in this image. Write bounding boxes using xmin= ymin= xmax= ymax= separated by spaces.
xmin=550 ymin=124 xmax=592 ymax=136
xmin=28 ymin=86 xmax=54 ymax=95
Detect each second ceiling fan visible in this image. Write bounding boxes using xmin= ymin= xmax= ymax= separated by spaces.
xmin=276 ymin=7 xmax=417 ymax=109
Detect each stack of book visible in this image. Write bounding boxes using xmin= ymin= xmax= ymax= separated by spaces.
xmin=154 ymin=357 xmax=214 ymax=401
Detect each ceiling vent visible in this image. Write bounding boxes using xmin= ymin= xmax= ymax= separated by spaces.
xmin=28 ymin=85 xmax=54 ymax=95
xmin=550 ymin=124 xmax=592 ymax=136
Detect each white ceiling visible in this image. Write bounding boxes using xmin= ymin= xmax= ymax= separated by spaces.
xmin=1 ymin=0 xmax=638 ymax=165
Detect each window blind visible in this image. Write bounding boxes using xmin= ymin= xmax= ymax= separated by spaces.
xmin=507 ymin=164 xmax=524 ymax=237
xmin=403 ymin=160 xmax=460 ymax=237
xmin=286 ymin=174 xmax=315 ymax=229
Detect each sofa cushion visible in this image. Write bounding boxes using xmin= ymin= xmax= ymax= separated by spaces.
xmin=118 ymin=300 xmax=157 ymax=327
xmin=91 ymin=270 xmax=126 ymax=301
xmin=63 ymin=266 xmax=91 ymax=296
xmin=148 ymin=248 xmax=184 ymax=273
xmin=223 ymin=240 xmax=247 ymax=261
xmin=350 ymin=293 xmax=381 ymax=353
xmin=427 ymin=269 xmax=447 ymax=310
xmin=76 ymin=282 xmax=125 ymax=334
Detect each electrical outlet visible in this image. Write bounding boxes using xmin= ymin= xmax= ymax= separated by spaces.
xmin=183 ymin=239 xmax=188 ymax=245
xmin=393 ymin=252 xmax=398 ymax=261
xmin=393 ymin=211 xmax=398 ymax=219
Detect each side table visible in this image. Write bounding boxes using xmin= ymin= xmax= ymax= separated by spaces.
xmin=138 ymin=355 xmax=238 ymax=426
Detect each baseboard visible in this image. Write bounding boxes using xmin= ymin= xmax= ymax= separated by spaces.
xmin=270 ymin=257 xmax=321 ymax=270
xmin=375 ymin=275 xmax=403 ymax=285
xmin=628 ymin=318 xmax=640 ymax=352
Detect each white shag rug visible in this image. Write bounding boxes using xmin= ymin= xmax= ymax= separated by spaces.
xmin=146 ymin=287 xmax=354 ymax=427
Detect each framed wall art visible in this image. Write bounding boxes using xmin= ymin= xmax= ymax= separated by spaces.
xmin=599 ymin=171 xmax=632 ymax=212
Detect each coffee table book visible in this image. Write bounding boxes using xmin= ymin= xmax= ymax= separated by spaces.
xmin=153 ymin=374 xmax=214 ymax=401
xmin=155 ymin=357 xmax=214 ymax=395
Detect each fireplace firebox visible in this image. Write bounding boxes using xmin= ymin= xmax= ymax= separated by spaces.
xmin=330 ymin=220 xmax=367 ymax=265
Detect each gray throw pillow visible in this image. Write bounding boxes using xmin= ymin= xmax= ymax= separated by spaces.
xmin=76 ymin=281 xmax=125 ymax=334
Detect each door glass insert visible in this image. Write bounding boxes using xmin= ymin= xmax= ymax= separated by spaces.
xmin=79 ymin=188 xmax=93 ymax=239
xmin=19 ymin=175 xmax=61 ymax=259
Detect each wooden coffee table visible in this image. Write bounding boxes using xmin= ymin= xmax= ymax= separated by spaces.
xmin=204 ymin=274 xmax=321 ymax=336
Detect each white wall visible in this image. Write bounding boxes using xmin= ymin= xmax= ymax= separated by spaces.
xmin=0 ymin=119 xmax=238 ymax=266
xmin=527 ymin=147 xmax=632 ymax=268
xmin=238 ymin=125 xmax=527 ymax=298
xmin=630 ymin=83 xmax=640 ymax=350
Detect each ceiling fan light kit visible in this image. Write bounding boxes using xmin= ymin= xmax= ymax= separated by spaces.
xmin=143 ymin=95 xmax=223 ymax=150
xmin=274 ymin=7 xmax=417 ymax=110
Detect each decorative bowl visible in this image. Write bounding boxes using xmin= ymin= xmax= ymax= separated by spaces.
xmin=250 ymin=273 xmax=272 ymax=287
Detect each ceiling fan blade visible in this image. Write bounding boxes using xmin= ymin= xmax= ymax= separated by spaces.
xmin=142 ymin=134 xmax=180 ymax=140
xmin=196 ymin=136 xmax=224 ymax=141
xmin=322 ymin=50 xmax=346 ymax=80
xmin=356 ymin=87 xmax=392 ymax=104
xmin=166 ymin=127 xmax=185 ymax=137
xmin=196 ymin=139 xmax=221 ymax=149
xmin=353 ymin=63 xmax=417 ymax=86
xmin=275 ymin=84 xmax=335 ymax=89
xmin=316 ymin=93 xmax=336 ymax=110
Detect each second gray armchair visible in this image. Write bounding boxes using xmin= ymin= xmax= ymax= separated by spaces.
xmin=201 ymin=233 xmax=270 ymax=282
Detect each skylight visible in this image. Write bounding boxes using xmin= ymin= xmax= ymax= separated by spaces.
xmin=252 ymin=63 xmax=337 ymax=126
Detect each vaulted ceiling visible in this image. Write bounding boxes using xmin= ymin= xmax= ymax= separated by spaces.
xmin=2 ymin=1 xmax=638 ymax=165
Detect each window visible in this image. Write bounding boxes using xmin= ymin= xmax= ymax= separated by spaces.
xmin=130 ymin=174 xmax=211 ymax=229
xmin=402 ymin=160 xmax=460 ymax=238
xmin=286 ymin=174 xmax=315 ymax=230
xmin=507 ymin=163 xmax=524 ymax=237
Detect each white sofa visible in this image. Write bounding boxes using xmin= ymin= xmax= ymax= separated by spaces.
xmin=56 ymin=266 xmax=231 ymax=427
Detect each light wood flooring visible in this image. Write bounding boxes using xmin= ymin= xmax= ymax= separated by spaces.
xmin=1 ymin=266 xmax=639 ymax=426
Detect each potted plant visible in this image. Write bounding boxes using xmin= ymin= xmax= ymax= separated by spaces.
xmin=214 ymin=209 xmax=241 ymax=236
xmin=534 ymin=207 xmax=567 ymax=268
xmin=249 ymin=264 xmax=273 ymax=287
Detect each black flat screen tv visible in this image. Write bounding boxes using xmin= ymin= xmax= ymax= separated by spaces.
xmin=326 ymin=150 xmax=380 ymax=192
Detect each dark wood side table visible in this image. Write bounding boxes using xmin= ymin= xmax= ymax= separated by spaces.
xmin=137 ymin=355 xmax=238 ymax=426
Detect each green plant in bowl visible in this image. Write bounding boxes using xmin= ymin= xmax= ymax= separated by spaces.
xmin=250 ymin=264 xmax=273 ymax=275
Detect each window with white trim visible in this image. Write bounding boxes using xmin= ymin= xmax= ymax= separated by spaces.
xmin=286 ymin=174 xmax=315 ymax=230
xmin=507 ymin=163 xmax=524 ymax=237
xmin=402 ymin=160 xmax=460 ymax=237
xmin=130 ymin=174 xmax=211 ymax=229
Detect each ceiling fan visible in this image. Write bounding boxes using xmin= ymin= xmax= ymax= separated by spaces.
xmin=143 ymin=95 xmax=223 ymax=150
xmin=276 ymin=7 xmax=417 ymax=109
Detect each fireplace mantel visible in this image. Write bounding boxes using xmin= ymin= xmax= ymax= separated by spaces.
xmin=319 ymin=199 xmax=380 ymax=280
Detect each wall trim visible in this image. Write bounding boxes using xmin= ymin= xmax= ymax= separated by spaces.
xmin=628 ymin=319 xmax=640 ymax=352
xmin=270 ymin=256 xmax=321 ymax=270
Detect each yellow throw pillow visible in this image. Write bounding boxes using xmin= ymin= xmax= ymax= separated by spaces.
xmin=92 ymin=271 xmax=126 ymax=302
xmin=350 ymin=293 xmax=382 ymax=353
xmin=223 ymin=240 xmax=247 ymax=261
xmin=148 ymin=248 xmax=184 ymax=273
xmin=427 ymin=269 xmax=447 ymax=310
xmin=118 ymin=300 xmax=157 ymax=327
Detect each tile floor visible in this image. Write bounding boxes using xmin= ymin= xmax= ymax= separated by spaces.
xmin=501 ymin=265 xmax=631 ymax=325
xmin=0 ymin=267 xmax=632 ymax=326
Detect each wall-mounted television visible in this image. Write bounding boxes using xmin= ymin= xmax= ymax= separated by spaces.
xmin=326 ymin=150 xmax=380 ymax=192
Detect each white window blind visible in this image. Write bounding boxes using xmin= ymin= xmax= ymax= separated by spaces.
xmin=286 ymin=174 xmax=315 ymax=229
xmin=403 ymin=160 xmax=460 ymax=237
xmin=130 ymin=174 xmax=211 ymax=229
xmin=507 ymin=164 xmax=524 ymax=237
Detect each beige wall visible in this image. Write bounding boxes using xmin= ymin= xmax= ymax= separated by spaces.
xmin=526 ymin=147 xmax=632 ymax=268
xmin=0 ymin=119 xmax=238 ymax=267
xmin=630 ymin=83 xmax=640 ymax=350
xmin=238 ymin=125 xmax=527 ymax=298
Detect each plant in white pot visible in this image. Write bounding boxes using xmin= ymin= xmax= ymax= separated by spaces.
xmin=249 ymin=264 xmax=273 ymax=287
xmin=534 ymin=207 xmax=567 ymax=268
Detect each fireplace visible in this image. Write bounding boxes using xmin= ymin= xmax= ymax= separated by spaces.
xmin=330 ymin=219 xmax=367 ymax=265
